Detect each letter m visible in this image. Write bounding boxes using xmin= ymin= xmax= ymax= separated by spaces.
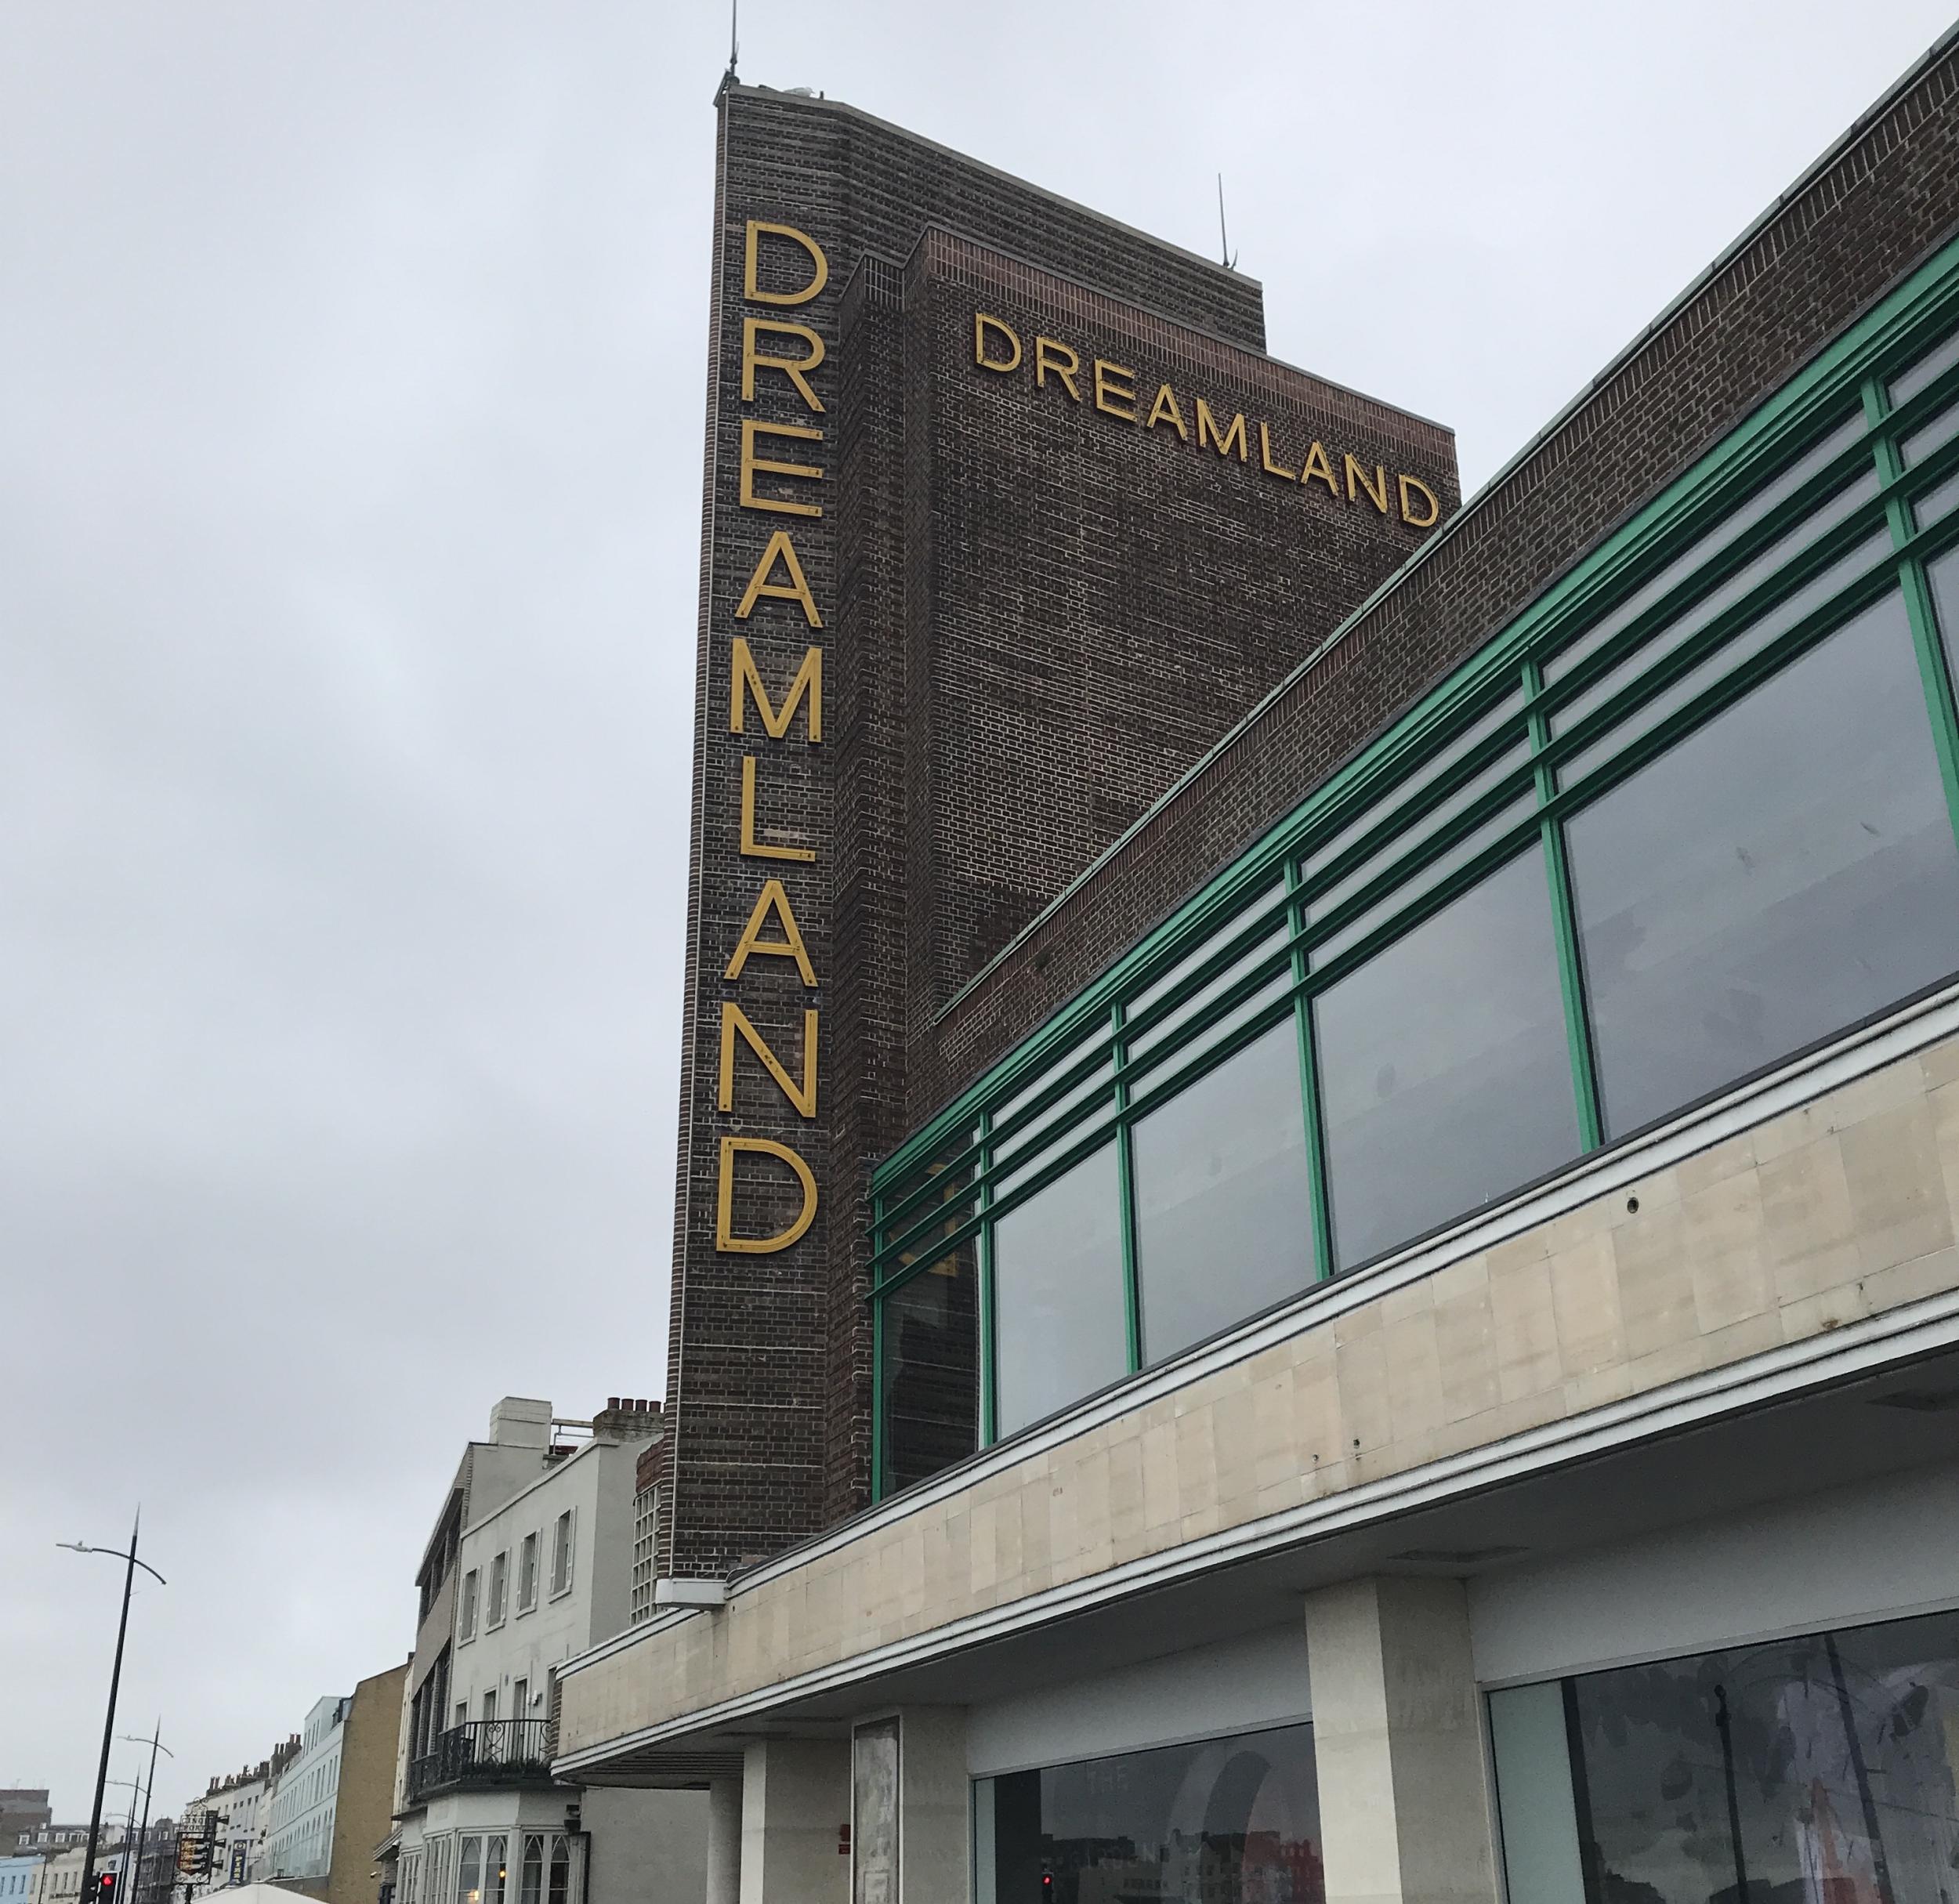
xmin=730 ymin=636 xmax=823 ymax=743
xmin=1195 ymin=398 xmax=1247 ymax=461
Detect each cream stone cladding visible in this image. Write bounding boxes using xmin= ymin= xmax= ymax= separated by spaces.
xmin=557 ymin=989 xmax=1959 ymax=1762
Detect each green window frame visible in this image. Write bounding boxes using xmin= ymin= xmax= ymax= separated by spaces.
xmin=869 ymin=233 xmax=1959 ymax=1502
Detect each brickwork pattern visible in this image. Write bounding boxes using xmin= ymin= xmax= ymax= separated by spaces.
xmin=665 ymin=85 xmax=1449 ymax=1573
xmin=562 ymin=1027 xmax=1959 ymax=1756
xmin=917 ymin=44 xmax=1959 ymax=1117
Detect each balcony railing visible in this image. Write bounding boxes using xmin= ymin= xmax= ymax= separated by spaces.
xmin=407 ymin=1718 xmax=556 ymax=1801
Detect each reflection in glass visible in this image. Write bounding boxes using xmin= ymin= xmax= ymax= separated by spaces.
xmin=1553 ymin=468 xmax=1881 ymax=739
xmin=457 ymin=1839 xmax=480 ymax=1904
xmin=992 ymin=1145 xmax=1126 ymax=1436
xmin=1892 ymin=325 xmax=1959 ymax=407
xmin=994 ymin=1058 xmax=1116 ymax=1193
xmin=1541 ymin=1609 xmax=1959 ymax=1903
xmin=1127 ymin=894 xmax=1289 ymax=1067
xmin=1928 ymin=547 xmax=1959 ymax=707
xmin=1559 ymin=530 xmax=1889 ymax=788
xmin=1134 ymin=1020 xmax=1313 ymax=1363
xmin=983 ymin=1722 xmax=1324 ymax=1903
xmin=1568 ymin=590 xmax=1959 ymax=1138
xmin=1547 ymin=412 xmax=1867 ymax=687
xmin=1306 ymin=689 xmax=1526 ymax=875
xmin=1315 ymin=849 xmax=1579 ymax=1270
xmin=880 ymin=1246 xmax=978 ymax=1492
xmin=1917 ymin=469 xmax=1959 ymax=533
xmin=1902 ymin=396 xmax=1959 ymax=471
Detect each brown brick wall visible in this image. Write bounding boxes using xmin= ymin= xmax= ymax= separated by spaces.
xmin=919 ymin=39 xmax=1959 ymax=1118
xmin=662 ymin=85 xmax=1450 ymax=1575
xmin=324 ymin=1663 xmax=407 ymax=1904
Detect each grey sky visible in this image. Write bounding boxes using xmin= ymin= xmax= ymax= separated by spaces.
xmin=3 ymin=0 xmax=1950 ymax=1825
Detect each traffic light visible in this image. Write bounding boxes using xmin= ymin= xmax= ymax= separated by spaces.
xmin=95 ymin=1872 xmax=118 ymax=1904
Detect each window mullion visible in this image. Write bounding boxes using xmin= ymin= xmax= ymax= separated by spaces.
xmin=1526 ymin=660 xmax=1603 ymax=1151
xmin=1113 ymin=1004 xmax=1142 ymax=1374
xmin=1286 ymin=860 xmax=1336 ymax=1281
xmin=977 ymin=1109 xmax=996 ymax=1449
xmin=1865 ymin=375 xmax=1959 ymax=852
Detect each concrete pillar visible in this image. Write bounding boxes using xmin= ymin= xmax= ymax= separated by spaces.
xmin=738 ymin=1739 xmax=849 ymax=1904
xmin=1302 ymin=1576 xmax=1500 ymax=1904
xmin=704 ymin=1779 xmax=742 ymax=1904
xmin=892 ymin=1710 xmax=969 ymax=1903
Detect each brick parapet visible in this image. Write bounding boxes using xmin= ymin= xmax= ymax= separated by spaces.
xmin=918 ymin=36 xmax=1959 ymax=1117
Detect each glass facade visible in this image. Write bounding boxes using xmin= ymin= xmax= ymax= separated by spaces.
xmin=871 ymin=259 xmax=1959 ymax=1499
xmin=1490 ymin=1608 xmax=1959 ymax=1904
xmin=976 ymin=1723 xmax=1323 ymax=1903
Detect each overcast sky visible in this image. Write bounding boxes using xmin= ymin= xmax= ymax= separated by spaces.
xmin=3 ymin=0 xmax=1952 ymax=1826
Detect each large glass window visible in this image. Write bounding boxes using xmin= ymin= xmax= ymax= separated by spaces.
xmin=1490 ymin=1608 xmax=1959 ymax=1904
xmin=871 ymin=286 xmax=1959 ymax=1495
xmin=991 ymin=1145 xmax=1125 ymax=1437
xmin=977 ymin=1722 xmax=1323 ymax=1903
xmin=880 ymin=1246 xmax=978 ymax=1491
xmin=1568 ymin=590 xmax=1959 ymax=1138
xmin=1133 ymin=1019 xmax=1313 ymax=1363
xmin=1315 ymin=849 xmax=1579 ymax=1269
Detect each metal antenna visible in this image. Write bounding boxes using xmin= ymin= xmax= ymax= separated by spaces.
xmin=724 ymin=0 xmax=740 ymax=89
xmin=1217 ymin=174 xmax=1237 ymax=271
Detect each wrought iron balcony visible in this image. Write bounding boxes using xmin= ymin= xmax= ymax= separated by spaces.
xmin=407 ymin=1718 xmax=556 ymax=1801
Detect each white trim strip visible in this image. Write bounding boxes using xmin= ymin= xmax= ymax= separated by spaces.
xmin=758 ymin=983 xmax=1959 ymax=1600
xmin=560 ymin=981 xmax=1959 ymax=1692
xmin=553 ymin=1287 xmax=1959 ymax=1772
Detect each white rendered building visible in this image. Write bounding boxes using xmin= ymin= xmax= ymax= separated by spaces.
xmin=263 ymin=1698 xmax=348 ymax=1884
xmin=392 ymin=1399 xmax=705 ymax=1904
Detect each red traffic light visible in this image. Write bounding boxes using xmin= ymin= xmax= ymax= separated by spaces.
xmin=96 ymin=1876 xmax=118 ymax=1902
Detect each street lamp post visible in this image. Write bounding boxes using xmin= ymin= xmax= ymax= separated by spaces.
xmin=121 ymin=1725 xmax=172 ymax=1904
xmin=105 ymin=1779 xmax=146 ymax=1901
xmin=60 ymin=1511 xmax=167 ymax=1904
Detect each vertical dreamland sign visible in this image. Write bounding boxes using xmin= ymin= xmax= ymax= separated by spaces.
xmin=657 ymin=88 xmax=1461 ymax=1585
xmin=661 ymin=113 xmax=842 ymax=1580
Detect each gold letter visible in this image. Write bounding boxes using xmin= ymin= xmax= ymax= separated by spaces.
xmin=1146 ymin=383 xmax=1188 ymax=440
xmin=1093 ymin=360 xmax=1137 ymax=421
xmin=974 ymin=313 xmax=1022 ymax=371
xmin=734 ymin=531 xmax=823 ymax=628
xmin=744 ymin=220 xmax=827 ymax=308
xmin=715 ymin=1135 xmax=818 ymax=1254
xmin=1299 ymin=440 xmax=1339 ymax=497
xmin=741 ymin=755 xmax=817 ymax=862
xmin=740 ymin=419 xmax=824 ymax=516
xmin=725 ymin=878 xmax=817 ymax=985
xmin=1034 ymin=337 xmax=1081 ymax=400
xmin=741 ymin=318 xmax=825 ymax=412
xmin=1196 ymin=399 xmax=1247 ymax=461
xmin=719 ymin=1002 xmax=819 ymax=1118
xmin=730 ymin=637 xmax=822 ymax=742
xmin=1398 ymin=474 xmax=1440 ymax=528
xmin=1345 ymin=454 xmax=1389 ymax=513
xmin=1258 ymin=423 xmax=1295 ymax=480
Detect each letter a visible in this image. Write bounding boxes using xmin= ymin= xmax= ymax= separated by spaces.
xmin=725 ymin=879 xmax=817 ymax=985
xmin=734 ymin=530 xmax=824 ymax=628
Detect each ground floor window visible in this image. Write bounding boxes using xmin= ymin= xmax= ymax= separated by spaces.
xmin=1489 ymin=1606 xmax=1959 ymax=1903
xmin=974 ymin=1721 xmax=1322 ymax=1902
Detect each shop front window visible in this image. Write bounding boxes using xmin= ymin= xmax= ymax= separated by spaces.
xmin=976 ymin=1722 xmax=1323 ymax=1903
xmin=1490 ymin=1606 xmax=1959 ymax=1903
